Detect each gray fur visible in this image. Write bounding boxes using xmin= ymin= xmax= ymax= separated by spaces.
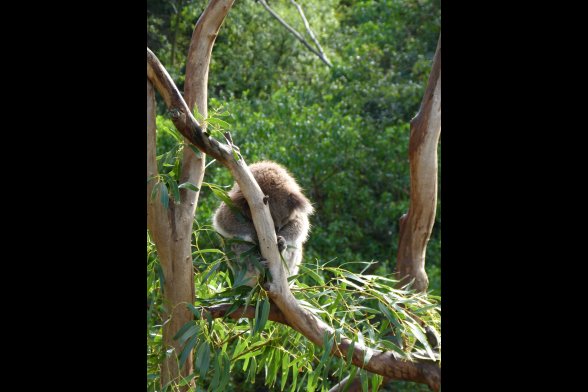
xmin=212 ymin=161 xmax=314 ymax=285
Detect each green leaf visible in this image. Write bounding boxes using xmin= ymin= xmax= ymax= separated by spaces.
xmin=370 ymin=374 xmax=383 ymax=391
xmin=378 ymin=302 xmax=402 ymax=329
xmin=379 ymin=339 xmax=405 ymax=357
xmin=201 ymin=261 xmax=221 ymax=283
xmin=319 ymin=332 xmax=334 ymax=367
xmin=209 ymin=350 xmax=221 ymax=390
xmin=268 ymin=349 xmax=280 ymax=386
xmin=299 ymin=265 xmax=324 ymax=285
xmin=412 ymin=303 xmax=440 ymax=314
xmin=160 ymin=125 xmax=182 ymax=142
xmin=289 ymin=360 xmax=298 ymax=392
xmin=261 ymin=297 xmax=270 ymax=330
xmin=363 ymin=348 xmax=373 ymax=367
xmin=307 ymin=370 xmax=317 ymax=392
xmin=253 ymin=296 xmax=270 ymax=335
xmin=160 ymin=183 xmax=169 ymax=209
xmin=247 ymin=356 xmax=257 ymax=384
xmin=346 ymin=339 xmax=355 ymax=365
xmin=186 ymin=304 xmax=201 ymax=320
xmin=195 ymin=341 xmax=211 ymax=378
xmin=193 ymin=107 xmax=205 ymax=122
xmin=210 ymin=187 xmax=235 ymax=208
xmin=193 ymin=248 xmax=224 ymax=255
xmin=232 ymin=339 xmax=248 ymax=360
xmin=179 ymin=335 xmax=198 ymax=368
xmin=341 ymin=366 xmax=357 ymax=392
xmin=406 ymin=321 xmax=436 ymax=361
xmin=207 ymin=117 xmax=231 ymax=129
xmin=177 ymin=324 xmax=199 ymax=345
xmin=361 ymin=370 xmax=369 ymax=392
xmin=219 ymin=353 xmax=231 ymax=390
xmin=173 ymin=322 xmax=195 ymax=341
xmin=178 ymin=372 xmax=196 ymax=387
xmin=281 ymin=352 xmax=290 ymax=391
xmin=167 ymin=178 xmax=180 ymax=204
xmin=178 ymin=182 xmax=200 ymax=192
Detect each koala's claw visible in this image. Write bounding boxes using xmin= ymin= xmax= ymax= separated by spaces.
xmin=277 ymin=236 xmax=286 ymax=252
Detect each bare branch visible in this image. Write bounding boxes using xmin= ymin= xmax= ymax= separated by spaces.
xmin=258 ymin=0 xmax=332 ymax=67
xmin=180 ymin=0 xmax=236 ymax=213
xmin=290 ymin=0 xmax=331 ymax=65
xmin=147 ymin=48 xmax=439 ymax=390
xmin=396 ymin=35 xmax=441 ymax=293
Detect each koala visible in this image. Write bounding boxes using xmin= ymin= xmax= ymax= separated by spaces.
xmin=212 ymin=161 xmax=314 ymax=286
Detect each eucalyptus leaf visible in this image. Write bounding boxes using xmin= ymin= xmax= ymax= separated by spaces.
xmin=159 ymin=183 xmax=169 ymax=209
xmin=178 ymin=182 xmax=200 ymax=192
xmin=179 ymin=335 xmax=198 ymax=368
xmin=207 ymin=117 xmax=231 ymax=129
xmin=196 ymin=342 xmax=211 ymax=378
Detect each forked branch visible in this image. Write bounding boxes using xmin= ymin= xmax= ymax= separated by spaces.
xmin=258 ymin=0 xmax=332 ymax=67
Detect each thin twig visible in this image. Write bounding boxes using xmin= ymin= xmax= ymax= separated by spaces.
xmin=290 ymin=0 xmax=331 ymax=65
xmin=257 ymin=0 xmax=332 ymax=67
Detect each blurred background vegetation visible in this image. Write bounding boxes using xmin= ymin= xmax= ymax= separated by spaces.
xmin=148 ymin=1 xmax=440 ymax=390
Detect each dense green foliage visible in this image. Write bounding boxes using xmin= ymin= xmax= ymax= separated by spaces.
xmin=148 ymin=0 xmax=440 ymax=391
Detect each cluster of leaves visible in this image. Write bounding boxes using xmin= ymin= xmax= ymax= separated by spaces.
xmin=148 ymin=229 xmax=440 ymax=391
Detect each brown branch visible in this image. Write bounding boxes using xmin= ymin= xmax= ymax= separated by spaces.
xmin=147 ymin=49 xmax=439 ymax=391
xmin=203 ymin=302 xmax=290 ymax=325
xmin=147 ymin=48 xmax=232 ymax=163
xmin=395 ymin=35 xmax=441 ymax=293
xmin=179 ymin=0 xmax=236 ymax=214
xmin=257 ymin=0 xmax=332 ymax=67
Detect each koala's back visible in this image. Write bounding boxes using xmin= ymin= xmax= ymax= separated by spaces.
xmin=231 ymin=161 xmax=303 ymax=201
xmin=213 ymin=160 xmax=313 ymax=282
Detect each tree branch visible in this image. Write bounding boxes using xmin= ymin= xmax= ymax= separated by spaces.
xmin=147 ymin=48 xmax=439 ymax=390
xmin=289 ymin=0 xmax=331 ymax=65
xmin=203 ymin=302 xmax=290 ymax=325
xmin=257 ymin=0 xmax=332 ymax=67
xmin=395 ymin=35 xmax=441 ymax=293
xmin=179 ymin=0 xmax=236 ymax=213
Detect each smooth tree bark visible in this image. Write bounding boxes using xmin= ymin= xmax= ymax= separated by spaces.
xmin=395 ymin=35 xmax=441 ymax=293
xmin=147 ymin=48 xmax=441 ymax=391
xmin=146 ymin=1 xmax=234 ymax=389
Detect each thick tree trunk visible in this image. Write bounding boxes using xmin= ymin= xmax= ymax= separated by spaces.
xmin=148 ymin=76 xmax=196 ymax=387
xmin=395 ymin=36 xmax=441 ymax=293
xmin=146 ymin=1 xmax=234 ymax=389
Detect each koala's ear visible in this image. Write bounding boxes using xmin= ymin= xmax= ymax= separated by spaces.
xmin=287 ymin=192 xmax=314 ymax=214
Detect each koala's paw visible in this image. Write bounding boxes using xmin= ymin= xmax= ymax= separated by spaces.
xmin=259 ymin=257 xmax=269 ymax=267
xmin=277 ymin=236 xmax=286 ymax=252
